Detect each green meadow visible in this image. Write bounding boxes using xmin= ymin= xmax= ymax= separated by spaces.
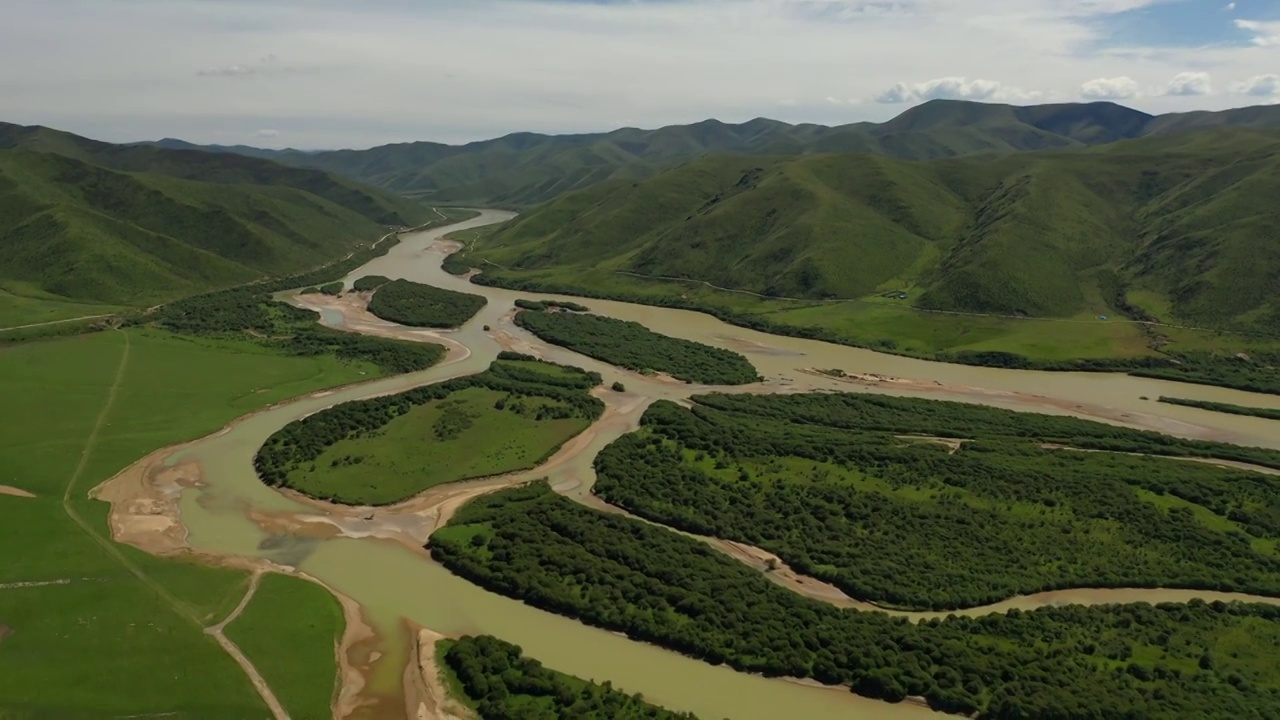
xmin=224 ymin=573 xmax=345 ymax=720
xmin=0 ymin=329 xmax=380 ymax=718
xmin=285 ymin=386 xmax=593 ymax=505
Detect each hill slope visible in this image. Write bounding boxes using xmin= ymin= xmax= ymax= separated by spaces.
xmin=0 ymin=123 xmax=436 ymax=309
xmin=463 ymin=129 xmax=1280 ymax=339
xmin=168 ymin=100 xmax=1280 ymax=206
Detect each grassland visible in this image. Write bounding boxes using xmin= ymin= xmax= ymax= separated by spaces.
xmin=514 ymin=309 xmax=760 ymax=385
xmin=0 ymin=329 xmax=385 ymax=718
xmin=255 ymin=355 xmax=604 ymax=505
xmin=366 ymin=279 xmax=488 ymax=329
xmin=458 ymin=130 xmax=1280 ymax=374
xmin=431 ymin=482 xmax=1280 ymax=719
xmin=285 ymin=386 xmax=594 ymax=505
xmin=593 ymin=393 xmax=1280 ymax=610
xmin=224 ymin=573 xmax=345 ymax=720
xmin=441 ymin=635 xmax=697 ymax=719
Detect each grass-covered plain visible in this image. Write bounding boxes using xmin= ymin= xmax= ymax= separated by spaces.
xmin=284 ymin=386 xmax=594 ymax=505
xmin=431 ymin=482 xmax=1280 ymax=719
xmin=224 ymin=573 xmax=345 ymax=720
xmin=441 ymin=635 xmax=697 ymax=720
xmin=366 ymin=279 xmax=487 ymax=329
xmin=514 ymin=309 xmax=759 ymax=385
xmin=593 ymin=393 xmax=1280 ymax=610
xmin=0 ymin=329 xmax=382 ymax=718
xmin=255 ymin=355 xmax=604 ymax=505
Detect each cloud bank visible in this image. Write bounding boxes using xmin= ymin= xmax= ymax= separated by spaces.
xmin=0 ymin=0 xmax=1276 ymax=148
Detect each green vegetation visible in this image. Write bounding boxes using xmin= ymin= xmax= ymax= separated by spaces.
xmin=224 ymin=574 xmax=344 ymax=720
xmin=593 ymin=394 xmax=1280 ymax=610
xmin=351 ymin=275 xmax=392 ymax=291
xmin=319 ymin=282 xmax=343 ymax=296
xmin=612 ymin=381 xmax=626 ymax=392
xmin=514 ymin=310 xmax=759 ymax=385
xmin=144 ymin=236 xmax=446 ymax=375
xmin=442 ymin=635 xmax=697 ymax=719
xmin=0 ymin=329 xmax=376 ymax=718
xmin=456 ymin=129 xmax=1280 ymax=387
xmin=515 ymin=298 xmax=590 ymax=312
xmin=431 ymin=482 xmax=1280 ymax=719
xmin=366 ymin=279 xmax=487 ymax=328
xmin=255 ymin=355 xmax=603 ymax=504
xmin=208 ymin=100 xmax=1280 ymax=207
xmin=1158 ymin=396 xmax=1280 ymax=421
xmin=0 ymin=122 xmax=438 ymax=310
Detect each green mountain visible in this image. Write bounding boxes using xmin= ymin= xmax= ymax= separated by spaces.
xmin=169 ymin=100 xmax=1280 ymax=207
xmin=0 ymin=122 xmax=435 ymax=309
xmin=467 ymin=128 xmax=1280 ymax=337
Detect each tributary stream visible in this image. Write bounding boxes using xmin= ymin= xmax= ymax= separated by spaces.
xmin=132 ymin=210 xmax=1280 ymax=720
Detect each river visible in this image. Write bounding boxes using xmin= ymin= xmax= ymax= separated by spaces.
xmin=120 ymin=210 xmax=1280 ymax=720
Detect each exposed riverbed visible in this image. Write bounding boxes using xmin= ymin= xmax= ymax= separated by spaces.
xmin=97 ymin=210 xmax=1280 ymax=720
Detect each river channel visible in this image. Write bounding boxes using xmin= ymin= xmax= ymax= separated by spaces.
xmin=133 ymin=210 xmax=1280 ymax=720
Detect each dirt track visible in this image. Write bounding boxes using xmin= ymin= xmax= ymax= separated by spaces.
xmin=0 ymin=485 xmax=35 ymax=498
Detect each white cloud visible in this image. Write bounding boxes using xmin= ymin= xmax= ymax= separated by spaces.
xmin=0 ymin=0 xmax=1275 ymax=148
xmin=1080 ymin=76 xmax=1141 ymax=100
xmin=1236 ymin=19 xmax=1280 ymax=46
xmin=1164 ymin=72 xmax=1211 ymax=96
xmin=197 ymin=53 xmax=281 ymax=78
xmin=256 ymin=128 xmax=281 ymax=139
xmin=873 ymin=77 xmax=1020 ymax=104
xmin=1230 ymin=74 xmax=1280 ymax=96
xmin=1224 ymin=2 xmax=1236 ymax=10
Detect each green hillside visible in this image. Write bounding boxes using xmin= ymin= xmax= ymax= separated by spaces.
xmin=457 ymin=129 xmax=1280 ymax=368
xmin=180 ymin=100 xmax=1280 ymax=207
xmin=0 ymin=123 xmax=436 ymax=312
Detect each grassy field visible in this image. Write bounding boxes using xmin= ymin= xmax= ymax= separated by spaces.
xmin=285 ymin=386 xmax=592 ymax=505
xmin=0 ymin=284 xmax=123 ymax=329
xmin=0 ymin=329 xmax=381 ymax=718
xmin=224 ymin=573 xmax=345 ymax=720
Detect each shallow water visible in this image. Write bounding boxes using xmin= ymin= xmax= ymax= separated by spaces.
xmin=170 ymin=210 xmax=1280 ymax=719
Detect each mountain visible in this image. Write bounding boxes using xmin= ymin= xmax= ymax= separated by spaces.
xmin=162 ymin=100 xmax=1280 ymax=207
xmin=0 ymin=122 xmax=435 ymax=309
xmin=464 ymin=128 xmax=1280 ymax=336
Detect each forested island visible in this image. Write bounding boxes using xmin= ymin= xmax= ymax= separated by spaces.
xmin=254 ymin=354 xmax=603 ymax=504
xmin=513 ymin=309 xmax=759 ymax=385
xmin=430 ymin=482 xmax=1280 ymax=719
xmin=442 ymin=635 xmax=697 ymax=719
xmin=1159 ymin=396 xmax=1280 ymax=421
xmin=148 ymin=236 xmax=445 ymax=374
xmin=591 ymin=393 xmax=1280 ymax=610
xmin=366 ymin=279 xmax=487 ymax=328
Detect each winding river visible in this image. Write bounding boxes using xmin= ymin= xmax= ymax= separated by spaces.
xmin=109 ymin=210 xmax=1280 ymax=720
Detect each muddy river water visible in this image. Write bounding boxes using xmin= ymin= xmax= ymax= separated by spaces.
xmin=125 ymin=210 xmax=1279 ymax=719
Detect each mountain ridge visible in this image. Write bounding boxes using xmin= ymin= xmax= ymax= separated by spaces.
xmin=137 ymin=99 xmax=1280 ymax=206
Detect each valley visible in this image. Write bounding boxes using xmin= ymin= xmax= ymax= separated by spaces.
xmin=79 ymin=213 xmax=1280 ymax=719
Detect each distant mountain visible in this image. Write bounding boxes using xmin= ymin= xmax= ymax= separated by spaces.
xmin=467 ymin=128 xmax=1280 ymax=336
xmin=156 ymin=100 xmax=1280 ymax=207
xmin=0 ymin=122 xmax=435 ymax=308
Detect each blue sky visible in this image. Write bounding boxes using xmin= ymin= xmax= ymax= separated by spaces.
xmin=2 ymin=0 xmax=1277 ymax=148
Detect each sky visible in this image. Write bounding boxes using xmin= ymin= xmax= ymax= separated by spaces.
xmin=2 ymin=0 xmax=1278 ymax=149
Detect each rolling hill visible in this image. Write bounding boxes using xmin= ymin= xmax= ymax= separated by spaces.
xmin=461 ymin=128 xmax=1280 ymax=341
xmin=164 ymin=100 xmax=1280 ymax=207
xmin=0 ymin=122 xmax=436 ymax=311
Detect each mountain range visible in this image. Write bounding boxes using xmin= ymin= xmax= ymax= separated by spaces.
xmin=467 ymin=127 xmax=1280 ymax=338
xmin=153 ymin=99 xmax=1280 ymax=207
xmin=0 ymin=122 xmax=434 ymax=310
